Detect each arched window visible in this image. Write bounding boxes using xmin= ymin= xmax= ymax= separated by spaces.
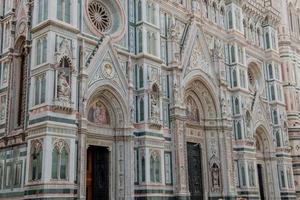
xmin=3 ymin=22 xmax=10 ymax=49
xmin=57 ymin=0 xmax=71 ymax=23
xmin=257 ymin=29 xmax=261 ymax=46
xmin=151 ymin=4 xmax=156 ymax=24
xmin=277 ymin=85 xmax=282 ymax=101
xmin=270 ymin=84 xmax=276 ymax=101
xmin=231 ymin=45 xmax=236 ymax=63
xmin=271 ymin=31 xmax=276 ymax=49
xmin=150 ymin=151 xmax=161 ymax=183
xmin=139 ymin=98 xmax=144 ymax=122
xmin=272 ymin=109 xmax=278 ymax=125
xmin=232 ymin=68 xmax=238 ymax=87
xmin=146 ymin=2 xmax=151 ymax=22
xmin=139 ymin=66 xmax=144 ymax=88
xmin=268 ymin=64 xmax=273 ymax=79
xmin=236 ymin=121 xmax=242 ymax=140
xmin=249 ymin=24 xmax=254 ymax=42
xmin=212 ymin=3 xmax=217 ymax=23
xmin=36 ymin=37 xmax=47 ymax=65
xmin=228 ymin=10 xmax=233 ymax=29
xmin=51 ymin=140 xmax=69 ymax=180
xmin=34 ymin=74 xmax=46 ymax=105
xmin=147 ymin=32 xmax=151 ymax=53
xmin=297 ymin=16 xmax=300 ymax=36
xmin=289 ymin=10 xmax=293 ymax=32
xmin=287 ymin=169 xmax=293 ymax=188
xmin=57 ymin=57 xmax=71 ymax=99
xmin=38 ymin=0 xmax=48 ymax=23
xmin=235 ymin=10 xmax=241 ymax=30
xmin=241 ymin=165 xmax=246 ymax=186
xmin=276 ymin=130 xmax=282 ymax=147
xmin=234 ymin=97 xmax=240 ymax=115
xmin=220 ymin=7 xmax=225 ymax=27
xmin=204 ymin=0 xmax=208 ymax=18
xmin=30 ymin=141 xmax=43 ymax=181
xmin=239 ymin=69 xmax=246 ymax=88
xmin=137 ymin=0 xmax=142 ymax=21
xmin=138 ymin=29 xmax=143 ymax=53
xmin=280 ymin=170 xmax=286 ymax=188
xmin=265 ymin=32 xmax=270 ymax=49
xmin=243 ymin=20 xmax=247 ymax=38
xmin=151 ymin=33 xmax=156 ymax=55
xmin=238 ymin=46 xmax=244 ymax=64
xmin=141 ymin=155 xmax=146 ymax=182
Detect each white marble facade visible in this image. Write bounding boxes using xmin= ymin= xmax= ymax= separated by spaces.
xmin=0 ymin=0 xmax=299 ymax=199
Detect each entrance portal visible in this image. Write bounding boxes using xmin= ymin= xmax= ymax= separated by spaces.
xmin=187 ymin=142 xmax=203 ymax=200
xmin=257 ymin=164 xmax=265 ymax=200
xmin=86 ymin=146 xmax=109 ymax=200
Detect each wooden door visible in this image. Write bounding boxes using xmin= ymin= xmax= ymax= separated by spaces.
xmin=257 ymin=164 xmax=265 ymax=200
xmin=86 ymin=148 xmax=93 ymax=200
xmin=187 ymin=142 xmax=203 ymax=200
xmin=93 ymin=147 xmax=109 ymax=199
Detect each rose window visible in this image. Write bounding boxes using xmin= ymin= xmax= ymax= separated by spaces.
xmin=88 ymin=1 xmax=111 ymax=32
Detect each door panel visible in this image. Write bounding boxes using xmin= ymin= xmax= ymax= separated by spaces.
xmin=257 ymin=164 xmax=265 ymax=200
xmin=86 ymin=148 xmax=93 ymax=200
xmin=86 ymin=146 xmax=109 ymax=200
xmin=187 ymin=142 xmax=203 ymax=200
xmin=93 ymin=147 xmax=109 ymax=199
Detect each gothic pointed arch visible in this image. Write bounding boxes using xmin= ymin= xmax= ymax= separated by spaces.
xmin=254 ymin=125 xmax=275 ymax=155
xmin=85 ymin=84 xmax=129 ymax=129
xmin=184 ymin=77 xmax=220 ymax=119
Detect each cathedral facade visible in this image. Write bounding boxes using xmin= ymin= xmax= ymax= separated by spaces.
xmin=0 ymin=0 xmax=299 ymax=199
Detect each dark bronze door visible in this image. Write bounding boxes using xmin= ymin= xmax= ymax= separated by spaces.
xmin=257 ymin=164 xmax=265 ymax=200
xmin=87 ymin=146 xmax=109 ymax=200
xmin=187 ymin=142 xmax=203 ymax=200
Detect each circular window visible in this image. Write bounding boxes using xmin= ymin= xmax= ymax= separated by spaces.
xmin=88 ymin=1 xmax=111 ymax=33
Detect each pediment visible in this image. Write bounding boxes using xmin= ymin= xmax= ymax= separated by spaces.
xmin=87 ymin=38 xmax=128 ymax=96
xmin=181 ymin=22 xmax=215 ymax=80
xmin=251 ymin=96 xmax=271 ymax=130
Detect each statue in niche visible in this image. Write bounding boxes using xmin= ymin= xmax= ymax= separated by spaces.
xmin=57 ymin=71 xmax=71 ymax=99
xmin=150 ymin=93 xmax=160 ymax=119
xmin=211 ymin=163 xmax=220 ymax=188
xmin=88 ymin=100 xmax=109 ymax=125
xmin=186 ymin=96 xmax=200 ymax=122
xmin=245 ymin=112 xmax=251 ymax=138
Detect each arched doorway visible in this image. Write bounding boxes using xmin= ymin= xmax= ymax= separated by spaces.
xmin=183 ymin=79 xmax=219 ymax=200
xmin=255 ymin=126 xmax=272 ymax=200
xmin=84 ymin=86 xmax=130 ymax=200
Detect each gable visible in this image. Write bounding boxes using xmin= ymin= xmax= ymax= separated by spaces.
xmin=181 ymin=22 xmax=215 ymax=80
xmin=251 ymin=96 xmax=271 ymax=131
xmin=86 ymin=38 xmax=128 ymax=96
